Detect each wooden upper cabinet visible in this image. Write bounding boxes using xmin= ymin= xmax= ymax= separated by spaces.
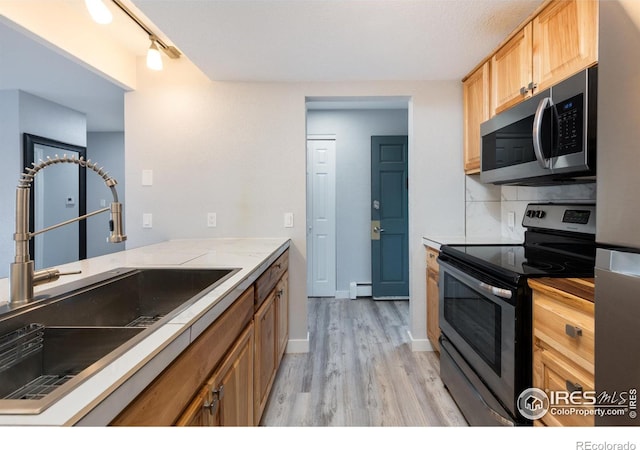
xmin=462 ymin=62 xmax=490 ymax=174
xmin=532 ymin=0 xmax=598 ymax=92
xmin=491 ymin=22 xmax=533 ymax=116
xmin=488 ymin=0 xmax=598 ymax=117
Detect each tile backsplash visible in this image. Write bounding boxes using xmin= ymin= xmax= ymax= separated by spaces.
xmin=465 ymin=174 xmax=596 ymax=241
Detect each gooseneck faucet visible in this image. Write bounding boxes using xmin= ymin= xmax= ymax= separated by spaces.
xmin=10 ymin=154 xmax=127 ymax=305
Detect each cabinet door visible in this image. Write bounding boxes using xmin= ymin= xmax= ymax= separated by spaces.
xmin=462 ymin=62 xmax=490 ymax=174
xmin=209 ymin=323 xmax=255 ymax=426
xmin=254 ymin=290 xmax=277 ymax=424
xmin=532 ymin=0 xmax=598 ymax=93
xmin=276 ymin=272 xmax=289 ymax=365
xmin=175 ymin=386 xmax=213 ymax=426
xmin=491 ymin=22 xmax=533 ymax=115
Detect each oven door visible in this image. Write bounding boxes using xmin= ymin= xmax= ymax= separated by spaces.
xmin=438 ymin=258 xmax=516 ymax=417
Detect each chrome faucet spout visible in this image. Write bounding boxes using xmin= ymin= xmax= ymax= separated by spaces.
xmin=10 ymin=154 xmax=126 ymax=305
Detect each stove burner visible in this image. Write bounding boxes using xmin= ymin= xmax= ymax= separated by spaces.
xmin=522 ymin=261 xmax=566 ymax=273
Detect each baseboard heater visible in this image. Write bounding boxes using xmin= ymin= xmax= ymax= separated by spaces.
xmin=349 ymin=282 xmax=372 ymax=299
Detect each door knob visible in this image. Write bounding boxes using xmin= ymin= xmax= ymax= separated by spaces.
xmin=373 ymin=226 xmax=385 ymax=233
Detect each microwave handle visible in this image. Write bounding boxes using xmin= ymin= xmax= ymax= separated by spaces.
xmin=532 ymin=96 xmax=553 ymax=169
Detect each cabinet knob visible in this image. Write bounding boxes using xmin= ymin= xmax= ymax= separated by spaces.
xmin=520 ymin=86 xmax=528 ymax=95
xmin=565 ymin=324 xmax=583 ymax=338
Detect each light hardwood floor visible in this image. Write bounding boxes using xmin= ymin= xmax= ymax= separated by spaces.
xmin=260 ymin=297 xmax=468 ymax=426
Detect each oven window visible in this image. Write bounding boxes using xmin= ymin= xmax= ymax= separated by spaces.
xmin=442 ymin=272 xmax=502 ymax=375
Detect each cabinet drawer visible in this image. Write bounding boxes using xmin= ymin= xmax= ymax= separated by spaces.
xmin=255 ymin=250 xmax=289 ymax=308
xmin=535 ymin=346 xmax=594 ymax=427
xmin=533 ymin=291 xmax=594 ymax=372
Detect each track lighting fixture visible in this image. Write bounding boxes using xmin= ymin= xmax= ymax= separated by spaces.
xmin=85 ymin=0 xmax=181 ymax=70
xmin=85 ymin=0 xmax=112 ymax=25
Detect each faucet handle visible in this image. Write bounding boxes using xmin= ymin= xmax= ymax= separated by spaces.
xmin=33 ymin=269 xmax=82 ymax=287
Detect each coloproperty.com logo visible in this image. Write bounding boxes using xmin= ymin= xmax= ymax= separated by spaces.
xmin=517 ymin=387 xmax=638 ymax=420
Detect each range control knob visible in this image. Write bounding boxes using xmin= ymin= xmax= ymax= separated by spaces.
xmin=536 ymin=210 xmax=546 ymax=219
xmin=526 ymin=210 xmax=534 ymax=217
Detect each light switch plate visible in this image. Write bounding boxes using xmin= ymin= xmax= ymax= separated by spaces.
xmin=142 ymin=170 xmax=153 ymax=186
xmin=284 ymin=212 xmax=294 ymax=228
xmin=143 ymin=213 xmax=153 ymax=228
xmin=507 ymin=211 xmax=516 ymax=229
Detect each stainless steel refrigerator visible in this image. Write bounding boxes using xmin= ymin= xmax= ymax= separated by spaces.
xmin=595 ymin=0 xmax=640 ymax=426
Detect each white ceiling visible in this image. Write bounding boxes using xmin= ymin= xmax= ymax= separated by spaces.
xmin=0 ymin=0 xmax=545 ymax=132
xmin=133 ymin=0 xmax=545 ymax=82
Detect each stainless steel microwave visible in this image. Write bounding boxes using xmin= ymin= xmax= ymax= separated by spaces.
xmin=480 ymin=66 xmax=597 ymax=186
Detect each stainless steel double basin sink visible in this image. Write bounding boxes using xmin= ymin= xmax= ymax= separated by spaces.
xmin=0 ymin=267 xmax=238 ymax=414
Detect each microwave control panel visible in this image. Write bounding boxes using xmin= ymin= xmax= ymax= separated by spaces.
xmin=555 ymin=93 xmax=584 ymax=156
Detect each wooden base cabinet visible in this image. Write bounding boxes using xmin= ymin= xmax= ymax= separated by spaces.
xmin=254 ymin=288 xmax=278 ymax=425
xmin=111 ymin=249 xmax=289 ymax=427
xmin=111 ymin=286 xmax=255 ymax=426
xmin=276 ymin=272 xmax=289 ymax=365
xmin=530 ymin=278 xmax=594 ymax=427
xmin=426 ymin=246 xmax=440 ymax=353
xmin=253 ymin=250 xmax=289 ymax=425
xmin=177 ymin=323 xmax=254 ymax=426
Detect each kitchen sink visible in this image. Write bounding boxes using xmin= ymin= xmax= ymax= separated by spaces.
xmin=0 ymin=326 xmax=143 ymax=401
xmin=0 ymin=267 xmax=239 ymax=413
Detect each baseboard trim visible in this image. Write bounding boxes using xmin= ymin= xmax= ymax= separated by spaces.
xmin=335 ymin=290 xmax=350 ymax=299
xmin=407 ymin=330 xmax=434 ymax=352
xmin=285 ymin=332 xmax=310 ymax=354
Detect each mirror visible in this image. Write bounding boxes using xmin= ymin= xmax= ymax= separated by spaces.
xmin=0 ymin=15 xmax=126 ymax=278
xmin=23 ymin=134 xmax=87 ymax=270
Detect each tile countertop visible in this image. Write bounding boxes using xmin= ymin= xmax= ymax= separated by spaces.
xmin=422 ymin=235 xmax=522 ymax=250
xmin=0 ymin=237 xmax=290 ymax=426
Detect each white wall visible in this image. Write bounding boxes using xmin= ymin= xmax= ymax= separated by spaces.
xmin=0 ymin=90 xmax=20 ymax=280
xmin=306 ymin=109 xmax=408 ymax=296
xmin=86 ymin=132 xmax=126 ymax=258
xmin=0 ymin=90 xmax=86 ymax=278
xmin=124 ymin=59 xmax=465 ymax=350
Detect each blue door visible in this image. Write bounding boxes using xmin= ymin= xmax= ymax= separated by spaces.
xmin=371 ymin=136 xmax=409 ymax=299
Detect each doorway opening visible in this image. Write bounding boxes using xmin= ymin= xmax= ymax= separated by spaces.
xmin=24 ymin=133 xmax=87 ymax=270
xmin=305 ymin=96 xmax=410 ymax=300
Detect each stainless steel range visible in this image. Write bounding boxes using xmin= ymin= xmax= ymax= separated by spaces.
xmin=437 ymin=203 xmax=596 ymax=426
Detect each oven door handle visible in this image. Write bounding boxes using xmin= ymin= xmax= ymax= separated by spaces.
xmin=478 ymin=282 xmax=513 ymax=300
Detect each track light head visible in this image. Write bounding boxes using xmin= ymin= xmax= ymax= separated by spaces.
xmin=146 ymin=38 xmax=163 ymax=71
xmin=85 ymin=0 xmax=113 ymax=25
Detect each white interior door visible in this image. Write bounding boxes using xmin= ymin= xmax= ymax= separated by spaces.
xmin=307 ymin=138 xmax=336 ymax=297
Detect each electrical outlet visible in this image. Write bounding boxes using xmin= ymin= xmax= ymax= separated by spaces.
xmin=207 ymin=212 xmax=217 ymax=228
xmin=507 ymin=211 xmax=516 ymax=230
